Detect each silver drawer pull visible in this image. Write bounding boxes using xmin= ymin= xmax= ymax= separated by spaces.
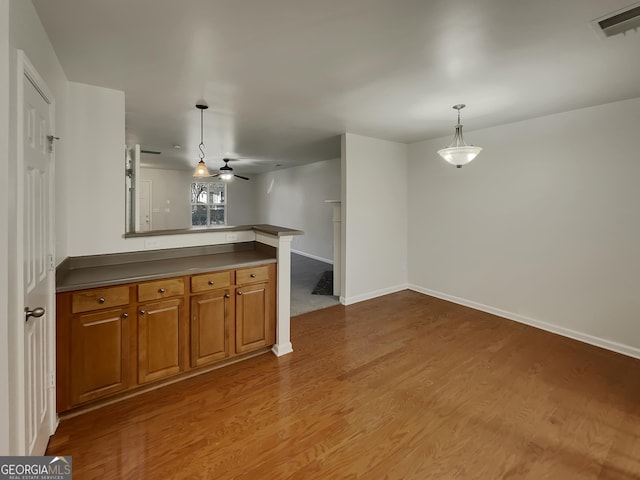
xmin=158 ymin=288 xmax=165 ymax=294
xmin=208 ymin=280 xmax=215 ymax=285
xmin=98 ymin=297 xmax=106 ymax=304
xmin=237 ymin=291 xmax=243 ymax=295
xmin=122 ymin=313 xmax=129 ymax=319
xmin=139 ymin=310 xmax=145 ymax=315
xmin=250 ymin=274 xmax=256 ymax=278
xmin=224 ymin=293 xmax=230 ymax=299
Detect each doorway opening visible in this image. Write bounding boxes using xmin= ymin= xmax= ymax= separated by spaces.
xmin=290 ymin=253 xmax=339 ymax=316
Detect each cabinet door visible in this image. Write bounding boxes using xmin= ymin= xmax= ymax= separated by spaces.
xmin=191 ymin=290 xmax=231 ymax=367
xmin=70 ymin=308 xmax=130 ymax=406
xmin=138 ymin=298 xmax=183 ymax=383
xmin=235 ymin=283 xmax=270 ymax=354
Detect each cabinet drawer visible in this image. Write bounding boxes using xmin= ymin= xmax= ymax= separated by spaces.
xmin=191 ymin=271 xmax=231 ymax=293
xmin=71 ymin=286 xmax=130 ymax=314
xmin=138 ymin=278 xmax=184 ymax=303
xmin=236 ymin=266 xmax=269 ymax=285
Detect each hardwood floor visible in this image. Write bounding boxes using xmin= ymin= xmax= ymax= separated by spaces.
xmin=46 ymin=290 xmax=640 ymax=479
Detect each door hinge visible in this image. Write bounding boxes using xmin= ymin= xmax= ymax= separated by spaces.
xmin=49 ymin=372 xmax=56 ymax=388
xmin=47 ymin=135 xmax=60 ymax=154
xmin=48 ymin=254 xmax=55 ymax=271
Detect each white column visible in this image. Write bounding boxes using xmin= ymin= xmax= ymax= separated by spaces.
xmin=255 ymin=232 xmax=293 ymax=356
xmin=325 ymin=200 xmax=342 ymax=296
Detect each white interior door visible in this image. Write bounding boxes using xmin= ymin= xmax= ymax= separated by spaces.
xmin=21 ymin=60 xmax=55 ymax=455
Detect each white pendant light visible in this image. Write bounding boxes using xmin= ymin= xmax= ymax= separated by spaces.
xmin=437 ymin=104 xmax=482 ymax=168
xmin=193 ymin=102 xmax=210 ymax=177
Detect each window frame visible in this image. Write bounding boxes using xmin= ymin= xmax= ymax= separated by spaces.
xmin=190 ymin=181 xmax=227 ymax=227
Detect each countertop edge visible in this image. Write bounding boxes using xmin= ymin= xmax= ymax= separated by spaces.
xmin=56 ymin=253 xmax=277 ymax=293
xmin=124 ymin=224 xmax=304 ymax=238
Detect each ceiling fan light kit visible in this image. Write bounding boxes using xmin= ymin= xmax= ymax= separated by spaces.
xmin=193 ymin=102 xmax=211 ymax=177
xmin=437 ymin=104 xmax=482 ymax=168
xmin=212 ymin=158 xmax=250 ymax=181
xmin=219 ymin=161 xmax=234 ymax=181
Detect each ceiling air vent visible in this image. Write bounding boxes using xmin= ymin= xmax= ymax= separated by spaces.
xmin=595 ymin=3 xmax=640 ymax=37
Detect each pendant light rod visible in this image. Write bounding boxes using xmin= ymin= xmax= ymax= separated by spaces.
xmin=436 ymin=103 xmax=482 ymax=168
xmin=193 ymin=102 xmax=210 ymax=177
xmin=453 ymin=103 xmax=465 ymax=124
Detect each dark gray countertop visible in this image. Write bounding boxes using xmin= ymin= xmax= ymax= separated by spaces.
xmin=56 ymin=244 xmax=276 ymax=293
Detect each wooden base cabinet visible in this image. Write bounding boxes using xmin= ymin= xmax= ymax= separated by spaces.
xmin=236 ymin=283 xmax=270 ymax=354
xmin=70 ymin=307 xmax=130 ymax=406
xmin=56 ymin=263 xmax=276 ymax=413
xmin=138 ymin=298 xmax=185 ymax=384
xmin=191 ymin=289 xmax=232 ymax=367
xmin=235 ymin=264 xmax=276 ymax=354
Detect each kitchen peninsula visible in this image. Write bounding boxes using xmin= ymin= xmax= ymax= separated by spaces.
xmin=55 ymin=224 xmax=302 ymax=414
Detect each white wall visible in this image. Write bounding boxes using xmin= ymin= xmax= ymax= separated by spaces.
xmin=408 ymin=97 xmax=640 ymax=357
xmin=254 ymin=158 xmax=340 ymax=262
xmin=226 ymin=175 xmax=258 ymax=226
xmin=65 ymin=81 xmax=126 ymax=256
xmin=139 ymin=167 xmax=192 ymax=230
xmin=9 ymin=0 xmax=69 ymax=263
xmin=139 ymin=166 xmax=258 ymax=230
xmin=342 ymin=133 xmax=407 ymax=304
xmin=6 ymin=0 xmax=70 ymax=455
xmin=66 ymin=86 xmax=256 ymax=255
xmin=0 ymin=0 xmax=10 ymax=456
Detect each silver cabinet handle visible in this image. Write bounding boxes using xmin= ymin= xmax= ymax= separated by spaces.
xmin=237 ymin=291 xmax=243 ymax=295
xmin=24 ymin=306 xmax=45 ymax=321
xmin=158 ymin=288 xmax=165 ymax=294
xmin=139 ymin=310 xmax=145 ymax=315
xmin=98 ymin=297 xmax=106 ymax=304
xmin=122 ymin=313 xmax=129 ymax=319
xmin=250 ymin=274 xmax=256 ymax=278
xmin=208 ymin=280 xmax=215 ymax=286
xmin=224 ymin=293 xmax=230 ymax=298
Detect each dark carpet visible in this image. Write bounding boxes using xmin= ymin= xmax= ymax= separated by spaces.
xmin=312 ymin=271 xmax=334 ymax=295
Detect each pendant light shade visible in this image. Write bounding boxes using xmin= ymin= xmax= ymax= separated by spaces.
xmin=194 ymin=160 xmax=209 ymax=177
xmin=193 ymin=103 xmax=210 ymax=177
xmin=437 ymin=104 xmax=482 ymax=168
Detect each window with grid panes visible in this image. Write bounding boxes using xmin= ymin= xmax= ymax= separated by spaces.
xmin=191 ymin=182 xmax=227 ymax=226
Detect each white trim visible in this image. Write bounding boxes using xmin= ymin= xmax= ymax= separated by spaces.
xmin=254 ymin=232 xmax=277 ymax=248
xmin=12 ymin=48 xmax=27 ymax=457
xmin=274 ymin=235 xmax=293 ymax=355
xmin=255 ymin=232 xmax=294 ymax=356
xmin=271 ymin=343 xmax=293 ymax=357
xmin=408 ymin=284 xmax=640 ymax=361
xmin=291 ymin=249 xmax=333 ymax=265
xmin=21 ymin=53 xmax=53 ymax=103
xmin=340 ymin=283 xmax=408 ymax=306
xmin=133 ymin=145 xmax=141 ymax=232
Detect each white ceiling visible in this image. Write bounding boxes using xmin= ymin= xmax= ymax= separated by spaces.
xmin=32 ymin=0 xmax=640 ymax=173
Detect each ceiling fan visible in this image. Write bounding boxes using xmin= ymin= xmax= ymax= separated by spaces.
xmin=210 ymin=158 xmax=250 ymax=181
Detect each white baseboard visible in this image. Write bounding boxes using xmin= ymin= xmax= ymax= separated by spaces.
xmin=408 ymin=284 xmax=640 ymax=361
xmin=271 ymin=342 xmax=293 ymax=357
xmin=340 ymin=283 xmax=408 ymax=306
xmin=291 ymin=249 xmax=333 ymax=265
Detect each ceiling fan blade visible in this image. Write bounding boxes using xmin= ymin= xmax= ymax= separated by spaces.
xmin=210 ymin=173 xmax=220 ymax=177
xmin=234 ymin=174 xmax=250 ymax=180
xmin=140 ymin=149 xmax=161 ymax=155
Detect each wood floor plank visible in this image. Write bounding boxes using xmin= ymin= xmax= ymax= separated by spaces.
xmin=46 ymin=291 xmax=640 ymax=479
